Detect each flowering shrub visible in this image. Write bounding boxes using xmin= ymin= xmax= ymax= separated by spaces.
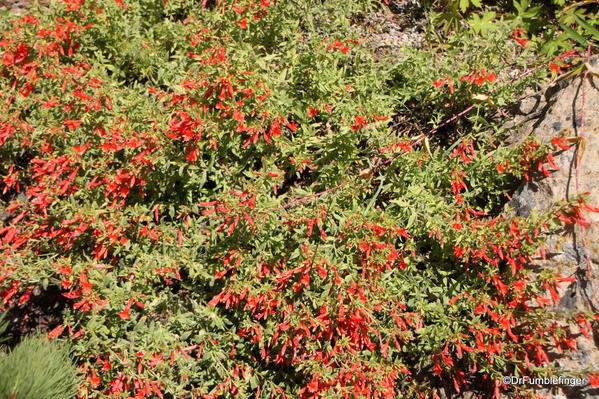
xmin=0 ymin=0 xmax=597 ymax=398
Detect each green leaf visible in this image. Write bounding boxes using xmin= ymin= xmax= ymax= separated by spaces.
xmin=573 ymin=15 xmax=599 ymax=41
xmin=407 ymin=211 xmax=417 ymax=228
xmin=560 ymin=23 xmax=589 ymax=47
xmin=469 ymin=11 xmax=496 ymax=35
xmin=459 ymin=0 xmax=469 ymax=13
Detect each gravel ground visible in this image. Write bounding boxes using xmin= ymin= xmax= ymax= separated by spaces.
xmin=357 ymin=0 xmax=427 ymax=58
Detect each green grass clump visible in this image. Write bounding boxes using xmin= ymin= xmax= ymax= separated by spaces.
xmin=0 ymin=334 xmax=80 ymax=399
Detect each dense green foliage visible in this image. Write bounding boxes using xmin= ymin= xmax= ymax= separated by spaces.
xmin=0 ymin=0 xmax=597 ymax=398
xmin=0 ymin=313 xmax=8 ymax=344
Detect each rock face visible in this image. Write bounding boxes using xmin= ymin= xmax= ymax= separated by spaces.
xmin=507 ymin=57 xmax=599 ymax=399
xmin=0 ymin=0 xmax=48 ymax=13
xmin=0 ymin=0 xmax=32 ymax=13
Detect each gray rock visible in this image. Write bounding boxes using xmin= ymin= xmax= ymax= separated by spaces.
xmin=0 ymin=0 xmax=49 ymax=12
xmin=507 ymin=57 xmax=599 ymax=399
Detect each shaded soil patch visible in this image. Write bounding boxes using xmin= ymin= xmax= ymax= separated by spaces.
xmin=3 ymin=285 xmax=71 ymax=347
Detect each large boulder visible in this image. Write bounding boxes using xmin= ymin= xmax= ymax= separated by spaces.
xmin=507 ymin=56 xmax=599 ymax=399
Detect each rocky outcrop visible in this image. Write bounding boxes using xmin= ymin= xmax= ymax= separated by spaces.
xmin=507 ymin=56 xmax=599 ymax=399
xmin=0 ymin=0 xmax=48 ymax=13
xmin=1 ymin=0 xmax=32 ymax=13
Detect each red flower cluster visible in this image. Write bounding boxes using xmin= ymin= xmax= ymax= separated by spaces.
xmin=512 ymin=29 xmax=528 ymax=47
xmin=1 ymin=2 xmax=597 ymax=399
xmin=433 ymin=77 xmax=454 ymax=93
xmin=434 ymin=68 xmax=495 ymax=92
xmin=459 ymin=68 xmax=496 ymax=86
xmin=326 ymin=38 xmax=359 ymax=54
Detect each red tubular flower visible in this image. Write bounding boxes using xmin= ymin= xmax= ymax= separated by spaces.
xmin=551 ymin=137 xmax=570 ymax=150
xmin=484 ymin=71 xmax=496 ymax=82
xmin=558 ymin=49 xmax=577 ymax=59
xmin=550 ymin=63 xmax=561 ymax=73
xmin=433 ymin=78 xmax=446 ymax=88
xmin=373 ymin=114 xmax=389 ymax=121
xmin=512 ymin=29 xmax=528 ymax=47
xmin=186 ymin=147 xmax=199 ymax=162
xmin=350 ymin=115 xmax=367 ymax=131
xmin=117 ymin=307 xmax=130 ymax=320
xmin=64 ymin=119 xmax=83 ymax=131
xmin=48 ymin=324 xmax=65 ymax=340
